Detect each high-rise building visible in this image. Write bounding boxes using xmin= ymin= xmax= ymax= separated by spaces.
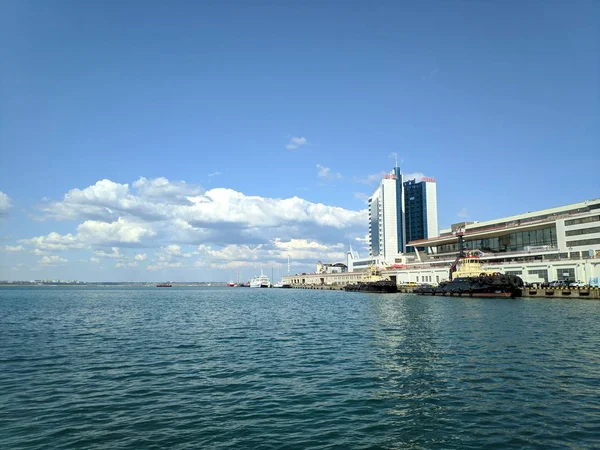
xmin=367 ymin=167 xmax=438 ymax=263
xmin=404 ymin=178 xmax=438 ymax=252
xmin=368 ymin=167 xmax=405 ymax=261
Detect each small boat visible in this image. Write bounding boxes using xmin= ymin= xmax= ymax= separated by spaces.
xmin=250 ymin=269 xmax=271 ymax=288
xmin=413 ymin=229 xmax=523 ymax=298
xmin=227 ymin=281 xmax=236 ymax=287
xmin=156 ymin=283 xmax=172 ymax=288
xmin=344 ymin=264 xmax=398 ymax=293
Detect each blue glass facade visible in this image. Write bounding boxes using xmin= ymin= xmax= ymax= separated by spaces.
xmin=404 ymin=179 xmax=427 ymax=252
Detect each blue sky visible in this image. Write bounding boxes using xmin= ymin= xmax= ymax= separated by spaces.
xmin=1 ymin=1 xmax=598 ymax=281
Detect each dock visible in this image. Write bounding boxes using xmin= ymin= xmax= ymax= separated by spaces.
xmin=289 ymin=284 xmax=600 ymax=299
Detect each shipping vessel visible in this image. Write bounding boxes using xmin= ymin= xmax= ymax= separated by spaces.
xmin=414 ymin=230 xmax=523 ymax=298
xmin=156 ymin=283 xmax=173 ymax=288
xmin=344 ymin=265 xmax=398 ymax=293
xmin=250 ymin=270 xmax=271 ymax=288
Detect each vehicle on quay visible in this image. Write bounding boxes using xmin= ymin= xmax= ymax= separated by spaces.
xmin=414 ymin=229 xmax=523 ymax=298
xmin=344 ymin=264 xmax=398 ymax=293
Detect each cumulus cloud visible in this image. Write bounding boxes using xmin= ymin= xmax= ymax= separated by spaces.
xmin=90 ymin=257 xmax=100 ymax=263
xmin=21 ymin=218 xmax=155 ymax=254
xmin=1 ymin=245 xmax=25 ymax=252
xmin=353 ymin=192 xmax=370 ymax=204
xmin=316 ymin=164 xmax=342 ymax=180
xmin=21 ymin=176 xmax=367 ymax=272
xmin=21 ymin=232 xmax=83 ymax=251
xmin=194 ymin=238 xmax=347 ymax=269
xmin=116 ymin=261 xmax=138 ymax=269
xmin=353 ymin=171 xmax=387 ymax=185
xmin=0 ymin=191 xmax=12 ymax=217
xmin=94 ymin=247 xmax=125 ymax=259
xmin=77 ymin=217 xmax=156 ymax=245
xmin=40 ymin=255 xmax=68 ymax=265
xmin=132 ymin=177 xmax=203 ymax=204
xmin=286 ymin=136 xmax=308 ymax=150
xmin=147 ymin=261 xmax=184 ymax=271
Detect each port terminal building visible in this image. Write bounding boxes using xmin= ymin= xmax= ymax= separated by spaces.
xmin=285 ymin=198 xmax=600 ymax=287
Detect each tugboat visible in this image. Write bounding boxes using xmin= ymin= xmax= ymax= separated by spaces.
xmin=414 ymin=230 xmax=523 ymax=298
xmin=344 ymin=264 xmax=398 ymax=293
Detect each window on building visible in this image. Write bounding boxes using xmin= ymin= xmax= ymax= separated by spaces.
xmin=566 ymin=237 xmax=600 ymax=247
xmin=565 ymin=226 xmax=600 ymax=237
xmin=556 ymin=268 xmax=575 ymax=282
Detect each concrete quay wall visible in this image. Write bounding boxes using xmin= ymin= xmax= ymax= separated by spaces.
xmin=289 ymin=283 xmax=600 ymax=299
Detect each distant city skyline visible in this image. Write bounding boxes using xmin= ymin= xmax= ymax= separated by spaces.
xmin=1 ymin=1 xmax=599 ymax=281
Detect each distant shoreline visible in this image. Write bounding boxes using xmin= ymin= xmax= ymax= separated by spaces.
xmin=0 ymin=282 xmax=227 ymax=287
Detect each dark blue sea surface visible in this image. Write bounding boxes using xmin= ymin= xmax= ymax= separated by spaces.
xmin=1 ymin=287 xmax=599 ymax=449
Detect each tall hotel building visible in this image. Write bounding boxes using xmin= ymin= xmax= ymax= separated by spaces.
xmin=364 ymin=167 xmax=438 ymax=267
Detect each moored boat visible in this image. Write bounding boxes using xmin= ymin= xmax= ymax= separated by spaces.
xmin=250 ymin=270 xmax=271 ymax=288
xmin=156 ymin=283 xmax=172 ymax=287
xmin=414 ymin=229 xmax=523 ymax=298
xmin=344 ymin=264 xmax=398 ymax=293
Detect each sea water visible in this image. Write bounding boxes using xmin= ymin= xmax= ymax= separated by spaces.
xmin=1 ymin=287 xmax=599 ymax=449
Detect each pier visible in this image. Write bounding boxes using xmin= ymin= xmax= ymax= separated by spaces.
xmin=290 ymin=284 xmax=600 ymax=299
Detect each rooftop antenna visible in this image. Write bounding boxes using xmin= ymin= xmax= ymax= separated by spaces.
xmin=395 ymin=153 xmax=398 ymax=168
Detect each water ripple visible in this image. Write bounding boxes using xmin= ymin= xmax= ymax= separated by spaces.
xmin=1 ymin=287 xmax=599 ymax=449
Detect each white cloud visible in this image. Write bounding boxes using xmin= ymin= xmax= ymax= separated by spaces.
xmin=116 ymin=261 xmax=138 ymax=269
xmin=208 ymin=171 xmax=222 ymax=177
xmin=90 ymin=257 xmax=100 ymax=263
xmin=22 ymin=177 xmax=367 ymax=274
xmin=94 ymin=247 xmax=125 ymax=259
xmin=194 ymin=239 xmax=347 ymax=268
xmin=132 ymin=177 xmax=203 ymax=204
xmin=353 ymin=192 xmax=369 ymax=204
xmin=353 ymin=171 xmax=387 ymax=185
xmin=457 ymin=208 xmax=469 ymax=218
xmin=0 ymin=191 xmax=12 ymax=216
xmin=286 ymin=136 xmax=308 ymax=150
xmin=1 ymin=245 xmax=24 ymax=252
xmin=316 ymin=164 xmax=342 ymax=180
xmin=21 ymin=218 xmax=155 ymax=254
xmin=21 ymin=232 xmax=83 ymax=251
xmin=77 ymin=217 xmax=156 ymax=244
xmin=40 ymin=255 xmax=68 ymax=265
xmin=147 ymin=261 xmax=184 ymax=271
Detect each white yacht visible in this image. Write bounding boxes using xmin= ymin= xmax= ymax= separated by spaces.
xmin=249 ymin=270 xmax=271 ymax=288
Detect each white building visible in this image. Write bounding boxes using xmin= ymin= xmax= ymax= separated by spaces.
xmin=349 ymin=167 xmax=438 ymax=271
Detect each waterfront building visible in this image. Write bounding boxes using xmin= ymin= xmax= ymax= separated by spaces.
xmin=402 ymin=198 xmax=600 ymax=285
xmin=292 ymin=198 xmax=600 ymax=287
xmin=316 ymin=261 xmax=347 ymax=274
xmin=350 ymin=167 xmax=438 ymax=270
xmin=404 ymin=178 xmax=438 ymax=253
